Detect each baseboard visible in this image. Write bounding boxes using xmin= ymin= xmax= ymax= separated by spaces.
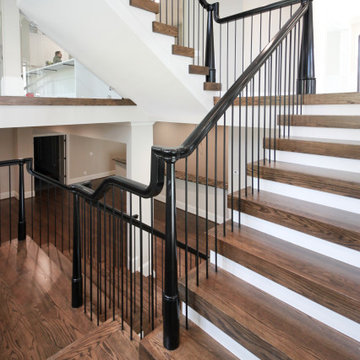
xmin=68 ymin=170 xmax=116 ymax=185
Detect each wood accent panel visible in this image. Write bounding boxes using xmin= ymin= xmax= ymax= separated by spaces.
xmin=139 ymin=317 xmax=238 ymax=360
xmin=189 ymin=65 xmax=209 ymax=76
xmin=278 ymin=115 xmax=360 ymax=128
xmin=303 ymin=92 xmax=360 ymax=105
xmin=0 ymin=238 xmax=95 ymax=359
xmin=152 ymin=21 xmax=178 ymax=37
xmin=204 ymin=82 xmax=221 ymax=91
xmin=209 ymin=223 xmax=360 ymax=323
xmin=231 ymin=189 xmax=360 ymax=250
xmin=0 ymin=96 xmax=136 ymax=106
xmin=172 ymin=45 xmax=194 ymax=58
xmin=130 ymin=0 xmax=159 ymax=13
xmin=49 ymin=319 xmax=139 ymax=359
xmin=248 ymin=160 xmax=360 ymax=199
xmin=264 ymin=137 xmax=360 ymax=159
xmin=179 ymin=264 xmax=360 ymax=360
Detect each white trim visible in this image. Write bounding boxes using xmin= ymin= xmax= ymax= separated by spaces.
xmin=234 ymin=211 xmax=360 ymax=268
xmin=183 ymin=302 xmax=259 ymax=360
xmin=211 ymin=252 xmax=360 ymax=342
xmin=68 ymin=170 xmax=116 ymax=185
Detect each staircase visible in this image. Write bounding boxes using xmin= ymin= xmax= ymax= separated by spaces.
xmin=175 ymin=95 xmax=360 ymax=359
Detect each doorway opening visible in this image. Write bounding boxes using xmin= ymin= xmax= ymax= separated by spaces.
xmin=33 ymin=135 xmax=66 ymax=191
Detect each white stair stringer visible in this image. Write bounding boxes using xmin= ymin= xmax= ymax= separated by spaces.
xmin=17 ymin=0 xmax=214 ymax=124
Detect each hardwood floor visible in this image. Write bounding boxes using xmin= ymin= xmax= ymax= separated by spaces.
xmin=0 ymin=238 xmax=96 ymax=359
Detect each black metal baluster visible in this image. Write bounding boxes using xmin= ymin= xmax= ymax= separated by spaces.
xmin=120 ymin=190 xmax=124 ymax=329
xmin=39 ymin=179 xmax=42 ymax=246
xmin=112 ymin=185 xmax=116 ymax=321
xmin=61 ymin=188 xmax=64 ymax=252
xmin=47 ymin=186 xmax=50 ymax=247
xmin=245 ymin=85 xmax=248 ymax=194
xmin=8 ymin=166 xmax=11 ymax=243
xmin=185 ymin=157 xmax=189 ymax=328
xmin=90 ymin=205 xmax=93 ymax=321
xmin=97 ymin=204 xmax=101 ymax=326
xmin=223 ymin=114 xmax=226 ymax=235
xmin=278 ymin=9 xmax=283 ymax=138
xmin=196 ymin=148 xmax=199 ymax=286
xmin=258 ymin=13 xmax=263 ymax=191
xmin=129 ymin=194 xmax=133 ymax=340
xmin=139 ymin=197 xmax=143 ymax=338
xmin=68 ymin=191 xmax=71 ymax=252
xmin=205 ymin=135 xmax=209 ymax=277
xmin=31 ymin=175 xmax=34 ymax=239
xmin=283 ymin=34 xmax=288 ymax=138
xmin=151 ymin=198 xmax=155 ymax=330
xmin=238 ymin=92 xmax=242 ymax=225
xmin=214 ymin=124 xmax=218 ymax=271
xmin=251 ymin=77 xmax=255 ymax=193
xmin=83 ymin=199 xmax=86 ymax=314
xmin=231 ymin=104 xmax=234 ymax=230
xmin=54 ymin=187 xmax=57 ymax=247
xmin=288 ymin=28 xmax=293 ymax=138
xmin=103 ymin=194 xmax=107 ymax=321
xmin=269 ymin=56 xmax=273 ymax=163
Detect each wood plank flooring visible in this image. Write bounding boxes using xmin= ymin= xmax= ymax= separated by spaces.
xmin=0 ymin=238 xmax=95 ymax=359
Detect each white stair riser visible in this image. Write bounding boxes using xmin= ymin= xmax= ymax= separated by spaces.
xmin=210 ymin=252 xmax=360 ymax=342
xmin=233 ymin=211 xmax=360 ymax=268
xmin=248 ymin=177 xmax=360 ymax=214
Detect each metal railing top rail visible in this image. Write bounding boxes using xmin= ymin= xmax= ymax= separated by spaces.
xmin=199 ymin=0 xmax=302 ymax=22
xmin=23 ymin=155 xmax=164 ymax=201
xmin=153 ymin=1 xmax=309 ymax=162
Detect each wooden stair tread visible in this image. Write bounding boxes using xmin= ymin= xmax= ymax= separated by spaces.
xmin=139 ymin=316 xmax=237 ymax=360
xmin=213 ymin=92 xmax=360 ymax=106
xmin=0 ymin=238 xmax=95 ymax=358
xmin=204 ymin=82 xmax=221 ymax=91
xmin=247 ymin=160 xmax=360 ymax=199
xmin=172 ymin=45 xmax=194 ymax=58
xmin=130 ymin=0 xmax=159 ymax=14
xmin=303 ymin=92 xmax=360 ymax=105
xmin=49 ymin=319 xmax=139 ymax=359
xmin=279 ymin=115 xmax=360 ymax=128
xmin=264 ymin=137 xmax=360 ymax=159
xmin=179 ymin=264 xmax=360 ymax=360
xmin=189 ymin=65 xmax=209 ymax=75
xmin=209 ymin=223 xmax=360 ymax=322
xmin=231 ymin=189 xmax=360 ymax=250
xmin=152 ymin=21 xmax=178 ymax=37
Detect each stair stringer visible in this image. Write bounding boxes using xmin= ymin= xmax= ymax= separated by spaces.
xmin=17 ymin=0 xmax=214 ymax=124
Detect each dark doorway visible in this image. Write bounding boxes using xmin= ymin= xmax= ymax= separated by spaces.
xmin=34 ymin=135 xmax=66 ymax=190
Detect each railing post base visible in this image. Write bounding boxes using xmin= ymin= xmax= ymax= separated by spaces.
xmin=163 ymin=293 xmax=180 ymax=350
xmin=205 ymin=6 xmax=216 ymax=83
xmin=72 ymin=277 xmax=83 ymax=308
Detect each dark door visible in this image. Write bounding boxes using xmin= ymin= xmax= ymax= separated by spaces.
xmin=34 ymin=135 xmax=65 ymax=190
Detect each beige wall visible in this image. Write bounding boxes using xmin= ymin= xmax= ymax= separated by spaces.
xmin=68 ymin=134 xmax=126 ymax=182
xmin=0 ymin=129 xmax=17 ymax=197
xmin=154 ymin=122 xmax=228 ymax=182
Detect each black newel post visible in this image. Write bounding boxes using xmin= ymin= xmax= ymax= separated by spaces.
xmin=18 ymin=161 xmax=26 ymax=241
xmin=163 ymin=159 xmax=180 ymax=350
xmin=205 ymin=5 xmax=216 ymax=83
xmin=72 ymin=192 xmax=83 ymax=308
xmin=297 ymin=0 xmax=316 ymax=94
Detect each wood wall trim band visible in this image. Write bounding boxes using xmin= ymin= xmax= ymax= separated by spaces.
xmin=0 ymin=96 xmax=136 ymax=106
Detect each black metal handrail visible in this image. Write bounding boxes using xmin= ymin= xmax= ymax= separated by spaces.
xmin=153 ymin=2 xmax=309 ymax=161
xmin=200 ymin=0 xmax=302 ymax=22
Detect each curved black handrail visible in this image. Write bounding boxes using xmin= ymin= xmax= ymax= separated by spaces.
xmin=199 ymin=0 xmax=302 ymax=23
xmin=24 ymin=153 xmax=164 ymax=201
xmin=153 ymin=1 xmax=309 ymax=161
